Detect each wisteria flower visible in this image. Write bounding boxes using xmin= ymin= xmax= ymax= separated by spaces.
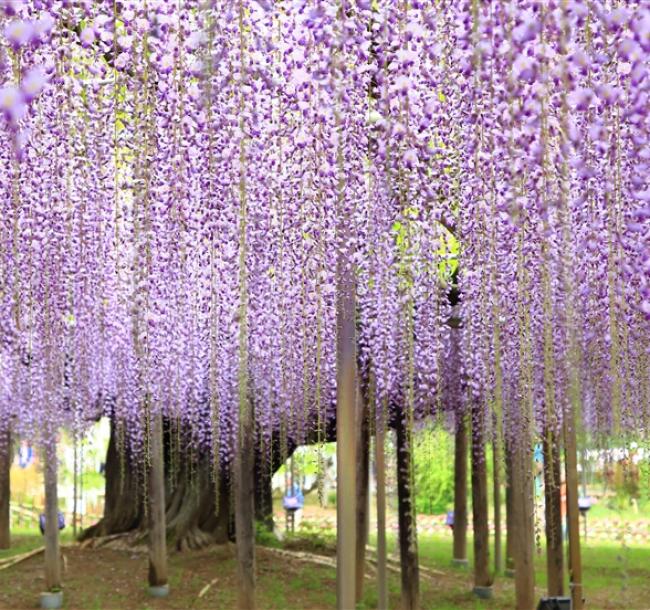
xmin=20 ymin=66 xmax=48 ymax=103
xmin=79 ymin=27 xmax=96 ymax=48
xmin=4 ymin=20 xmax=35 ymax=50
xmin=0 ymin=85 xmax=26 ymax=125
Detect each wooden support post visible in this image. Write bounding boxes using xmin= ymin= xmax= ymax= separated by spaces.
xmin=355 ymin=390 xmax=369 ymax=604
xmin=396 ymin=415 xmax=419 ymax=610
xmin=505 ymin=449 xmax=515 ymax=577
xmin=375 ymin=414 xmax=388 ymax=610
xmin=43 ymin=437 xmax=61 ymax=592
xmin=543 ymin=426 xmax=564 ymax=597
xmin=148 ymin=411 xmax=168 ymax=594
xmin=452 ymin=411 xmax=468 ymax=567
xmin=335 ymin=139 xmax=357 ymax=610
xmin=0 ymin=426 xmax=10 ymax=550
xmin=72 ymin=436 xmax=78 ymax=539
xmin=235 ymin=403 xmax=256 ymax=610
xmin=492 ymin=429 xmax=502 ymax=574
xmin=564 ymin=411 xmax=583 ymax=610
xmin=471 ymin=402 xmax=492 ymax=598
xmin=511 ymin=437 xmax=535 ymax=610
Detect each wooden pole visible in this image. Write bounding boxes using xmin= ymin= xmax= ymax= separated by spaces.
xmin=505 ymin=447 xmax=515 ymax=577
xmin=72 ymin=434 xmax=78 ymax=539
xmin=375 ymin=411 xmax=388 ymax=610
xmin=335 ymin=62 xmax=357 ymax=610
xmin=543 ymin=426 xmax=564 ymax=597
xmin=355 ymin=390 xmax=370 ymax=603
xmin=564 ymin=411 xmax=583 ymax=610
xmin=511 ymin=437 xmax=535 ymax=610
xmin=43 ymin=437 xmax=61 ymax=592
xmin=235 ymin=404 xmax=256 ymax=610
xmin=452 ymin=411 xmax=468 ymax=567
xmin=471 ymin=402 xmax=492 ymax=598
xmin=492 ymin=428 xmax=502 ymax=574
xmin=147 ymin=411 xmax=168 ymax=592
xmin=0 ymin=426 xmax=10 ymax=550
xmin=395 ymin=415 xmax=419 ymax=610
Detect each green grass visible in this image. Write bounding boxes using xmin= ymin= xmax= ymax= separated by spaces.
xmin=0 ymin=526 xmax=74 ymax=561
xmin=2 ymin=527 xmax=649 ymax=608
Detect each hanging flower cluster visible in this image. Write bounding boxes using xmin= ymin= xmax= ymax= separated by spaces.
xmin=0 ymin=1 xmax=648 ymax=467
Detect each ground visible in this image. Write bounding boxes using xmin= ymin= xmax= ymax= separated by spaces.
xmin=1 ymin=521 xmax=649 ymax=610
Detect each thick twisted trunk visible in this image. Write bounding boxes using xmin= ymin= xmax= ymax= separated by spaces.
xmin=80 ymin=420 xmax=230 ymax=549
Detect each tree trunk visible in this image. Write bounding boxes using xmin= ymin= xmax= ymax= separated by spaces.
xmin=471 ymin=402 xmax=492 ymax=597
xmin=80 ymin=419 xmax=230 ymax=550
xmin=452 ymin=412 xmax=468 ymax=567
xmin=43 ymin=437 xmax=61 ymax=592
xmin=396 ymin=415 xmax=419 ymax=610
xmin=505 ymin=443 xmax=515 ymax=577
xmin=0 ymin=426 xmax=10 ymax=550
xmin=147 ymin=412 xmax=168 ymax=589
xmin=543 ymin=426 xmax=564 ymax=597
xmin=375 ymin=416 xmax=388 ymax=610
xmin=355 ymin=389 xmax=370 ymax=604
xmin=493 ymin=430 xmax=502 ymax=574
xmin=511 ymin=437 xmax=535 ymax=610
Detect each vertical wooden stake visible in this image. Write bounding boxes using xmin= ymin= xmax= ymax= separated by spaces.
xmin=235 ymin=406 xmax=256 ymax=610
xmin=375 ymin=413 xmax=388 ymax=610
xmin=355 ymin=388 xmax=370 ymax=603
xmin=471 ymin=402 xmax=492 ymax=597
xmin=492 ymin=428 xmax=502 ymax=574
xmin=335 ymin=97 xmax=357 ymax=610
xmin=564 ymin=410 xmax=583 ymax=610
xmin=543 ymin=426 xmax=564 ymax=596
xmin=0 ymin=426 xmax=10 ymax=550
xmin=148 ymin=411 xmax=168 ymax=592
xmin=511 ymin=438 xmax=535 ymax=610
xmin=452 ymin=411 xmax=468 ymax=567
xmin=505 ymin=448 xmax=515 ymax=577
xmin=72 ymin=434 xmax=78 ymax=539
xmin=43 ymin=436 xmax=61 ymax=592
xmin=395 ymin=415 xmax=419 ymax=610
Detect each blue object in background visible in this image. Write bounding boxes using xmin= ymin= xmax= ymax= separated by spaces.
xmin=282 ymin=484 xmax=304 ymax=510
xmin=39 ymin=511 xmax=65 ymax=535
xmin=18 ymin=443 xmax=33 ymax=469
xmin=445 ymin=510 xmax=454 ymax=528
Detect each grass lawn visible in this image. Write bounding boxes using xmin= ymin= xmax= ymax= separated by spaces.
xmin=0 ymin=528 xmax=648 ymax=609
